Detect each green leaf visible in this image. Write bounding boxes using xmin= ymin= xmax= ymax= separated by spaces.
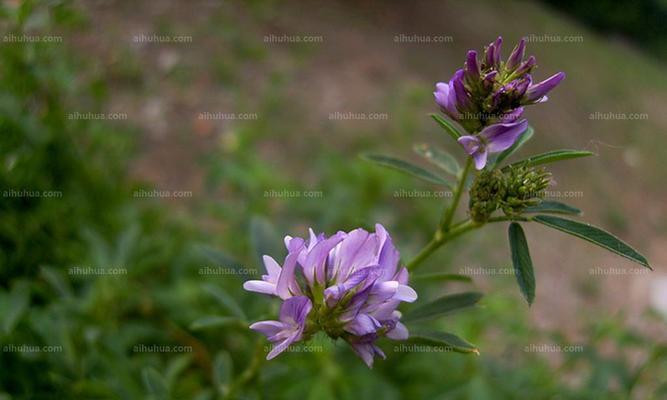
xmin=197 ymin=245 xmax=244 ymax=269
xmin=523 ymin=200 xmax=582 ymax=216
xmin=408 ymin=331 xmax=479 ymax=354
xmin=361 ymin=153 xmax=452 ymax=187
xmin=503 ymin=149 xmax=593 ymax=170
xmin=201 ymin=283 xmax=247 ymax=320
xmin=508 ymin=223 xmax=536 ymax=305
xmin=1 ymin=281 xmax=30 ymax=334
xmin=412 ymin=273 xmax=472 ymax=283
xmin=403 ymin=292 xmax=482 ymax=323
xmin=190 ymin=316 xmax=241 ymax=331
xmin=250 ymin=216 xmax=283 ymax=268
xmin=142 ymin=368 xmax=169 ymax=398
xmin=212 ymin=351 xmax=233 ymax=394
xmin=430 ymin=113 xmax=463 ymax=140
xmin=413 ymin=143 xmax=461 ymax=176
xmin=40 ymin=266 xmax=72 ymax=298
xmin=164 ymin=355 xmax=192 ymax=388
xmin=533 ymin=215 xmax=650 ymax=268
xmin=492 ymin=126 xmax=534 ymax=167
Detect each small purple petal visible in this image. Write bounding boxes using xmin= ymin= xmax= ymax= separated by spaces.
xmin=505 ymin=38 xmax=526 ymax=70
xmin=266 ymin=331 xmax=301 ymax=360
xmin=263 ymin=255 xmax=281 ymax=280
xmin=304 ymin=232 xmax=345 ymax=286
xmin=515 ymin=55 xmax=536 ymax=76
xmin=279 ymin=295 xmax=312 ymax=325
xmin=386 ymin=321 xmax=409 ymax=340
xmin=375 ymin=223 xmax=399 ymax=281
xmin=480 ymin=119 xmax=529 ymax=153
xmin=395 ymin=284 xmax=418 ymax=302
xmin=457 ymin=135 xmax=481 ymax=155
xmin=345 ymin=313 xmax=382 ymax=336
xmin=464 ymin=50 xmax=480 ymax=81
xmin=472 ymin=150 xmax=488 ymax=170
xmin=276 ymin=238 xmax=305 ymax=299
xmin=243 ymin=280 xmax=276 ymax=295
xmin=525 ymin=72 xmax=565 ymax=102
xmin=452 ymin=69 xmax=472 ymax=111
xmin=249 ymin=320 xmax=287 ymax=338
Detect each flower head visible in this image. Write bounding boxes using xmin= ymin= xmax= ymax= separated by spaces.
xmin=244 ymin=224 xmax=417 ymax=367
xmin=434 ymin=36 xmax=565 ymax=169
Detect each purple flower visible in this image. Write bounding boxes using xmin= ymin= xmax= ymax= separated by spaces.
xmin=433 ymin=36 xmax=564 ymax=135
xmin=250 ymin=296 xmax=312 ymax=360
xmin=457 ymin=119 xmax=529 ymax=170
xmin=244 ymin=224 xmax=417 ymax=368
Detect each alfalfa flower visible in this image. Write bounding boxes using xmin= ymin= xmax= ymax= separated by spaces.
xmin=434 ymin=36 xmax=565 ymax=169
xmin=244 ymin=224 xmax=417 ymax=367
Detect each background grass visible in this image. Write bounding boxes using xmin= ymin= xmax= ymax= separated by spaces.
xmin=1 ymin=0 xmax=666 ymax=399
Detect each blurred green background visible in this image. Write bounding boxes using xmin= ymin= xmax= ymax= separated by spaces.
xmin=1 ymin=0 xmax=666 ymax=399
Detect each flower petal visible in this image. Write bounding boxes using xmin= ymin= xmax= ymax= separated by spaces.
xmin=525 ymin=72 xmax=565 ymax=102
xmin=250 ymin=320 xmax=286 ymax=338
xmin=386 ymin=321 xmax=409 ymax=340
xmin=472 ymin=149 xmax=488 ymax=170
xmin=457 ymin=135 xmax=480 ymax=156
xmin=480 ymin=119 xmax=528 ymax=153
xmin=279 ymin=295 xmax=313 ymax=326
xmin=243 ymin=280 xmax=276 ymax=295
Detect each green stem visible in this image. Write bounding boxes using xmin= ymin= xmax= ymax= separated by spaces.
xmin=406 ymin=220 xmax=480 ymax=271
xmin=440 ymin=157 xmax=473 ymax=232
xmin=223 ymin=340 xmax=264 ymax=399
xmin=406 ymin=157 xmax=474 ymax=272
xmin=406 ymin=214 xmax=527 ymax=272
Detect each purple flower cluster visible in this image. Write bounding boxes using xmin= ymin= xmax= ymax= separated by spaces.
xmin=434 ymin=36 xmax=565 ymax=169
xmin=244 ymin=224 xmax=417 ymax=367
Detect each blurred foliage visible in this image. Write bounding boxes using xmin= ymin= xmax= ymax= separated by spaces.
xmin=542 ymin=0 xmax=667 ymax=59
xmin=0 ymin=1 xmax=665 ymax=399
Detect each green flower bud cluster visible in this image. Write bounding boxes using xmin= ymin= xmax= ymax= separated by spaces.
xmin=501 ymin=166 xmax=551 ymax=217
xmin=469 ymin=169 xmax=506 ymax=223
xmin=468 ymin=166 xmax=551 ymax=222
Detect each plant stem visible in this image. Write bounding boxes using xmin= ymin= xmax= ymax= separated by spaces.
xmin=406 ymin=219 xmax=480 ymax=271
xmin=440 ymin=157 xmax=473 ymax=232
xmin=406 ymin=157 xmax=475 ymax=271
